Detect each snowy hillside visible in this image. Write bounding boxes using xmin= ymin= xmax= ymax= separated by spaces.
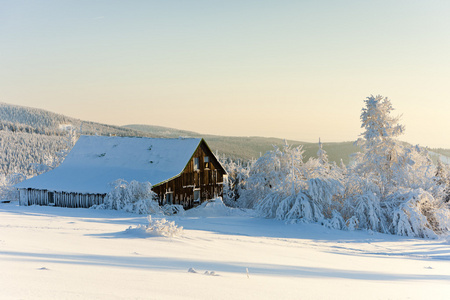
xmin=1 ymin=202 xmax=450 ymax=299
xmin=0 ymin=103 xmax=152 ymax=137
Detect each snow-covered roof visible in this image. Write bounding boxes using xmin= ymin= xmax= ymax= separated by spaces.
xmin=16 ymin=135 xmax=202 ymax=194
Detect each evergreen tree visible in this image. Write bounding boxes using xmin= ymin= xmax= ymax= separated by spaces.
xmin=435 ymin=157 xmax=450 ymax=203
xmin=317 ymin=138 xmax=329 ymax=166
xmin=355 ymin=94 xmax=405 ymax=197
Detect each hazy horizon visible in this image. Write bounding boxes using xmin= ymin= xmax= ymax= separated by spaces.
xmin=2 ymin=1 xmax=450 ymax=147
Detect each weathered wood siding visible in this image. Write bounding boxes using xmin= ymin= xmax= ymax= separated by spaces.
xmin=152 ymin=140 xmax=226 ymax=209
xmin=19 ymin=188 xmax=106 ymax=208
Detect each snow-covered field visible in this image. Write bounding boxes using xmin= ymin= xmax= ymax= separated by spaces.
xmin=1 ymin=201 xmax=450 ymax=299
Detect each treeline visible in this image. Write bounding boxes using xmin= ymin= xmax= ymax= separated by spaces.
xmin=0 ymin=131 xmax=69 ymax=177
xmin=0 ymin=120 xmax=66 ymax=136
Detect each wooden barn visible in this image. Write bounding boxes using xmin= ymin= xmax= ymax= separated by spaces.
xmin=16 ymin=135 xmax=227 ymax=209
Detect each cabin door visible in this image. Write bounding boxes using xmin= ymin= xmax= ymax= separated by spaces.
xmin=48 ymin=192 xmax=55 ymax=205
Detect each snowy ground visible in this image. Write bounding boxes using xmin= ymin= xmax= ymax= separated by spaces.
xmin=1 ymin=201 xmax=450 ymax=299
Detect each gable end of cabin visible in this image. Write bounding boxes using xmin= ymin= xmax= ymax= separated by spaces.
xmin=152 ymin=139 xmax=227 ymax=209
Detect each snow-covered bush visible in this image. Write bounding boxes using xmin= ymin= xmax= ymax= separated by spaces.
xmin=162 ymin=204 xmax=185 ymax=216
xmin=343 ymin=191 xmax=388 ymax=233
xmin=276 ymin=194 xmax=301 ymax=221
xmin=307 ymin=178 xmax=344 ymax=218
xmin=126 ymin=216 xmax=183 ymax=238
xmin=255 ymin=192 xmax=283 ymax=219
xmin=100 ymin=179 xmax=161 ymax=214
xmin=276 ymin=192 xmax=319 ymax=222
xmin=184 ymin=197 xmax=250 ymax=217
xmin=323 ymin=210 xmax=347 ymax=230
xmin=388 ymin=189 xmax=450 ymax=238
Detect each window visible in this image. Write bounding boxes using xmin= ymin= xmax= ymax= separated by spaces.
xmin=204 ymin=156 xmax=210 ymax=169
xmin=165 ymin=192 xmax=173 ymax=205
xmin=193 ymin=157 xmax=199 ymax=170
xmin=193 ymin=189 xmax=200 ymax=203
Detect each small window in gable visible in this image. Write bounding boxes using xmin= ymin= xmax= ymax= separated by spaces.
xmin=204 ymin=156 xmax=210 ymax=169
xmin=194 ymin=157 xmax=199 ymax=170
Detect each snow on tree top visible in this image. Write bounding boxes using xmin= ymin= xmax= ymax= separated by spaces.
xmin=16 ymin=135 xmax=202 ymax=194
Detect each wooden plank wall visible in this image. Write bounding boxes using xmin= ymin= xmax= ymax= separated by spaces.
xmin=19 ymin=188 xmax=106 ymax=208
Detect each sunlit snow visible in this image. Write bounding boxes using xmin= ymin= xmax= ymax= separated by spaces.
xmin=1 ymin=201 xmax=450 ymax=299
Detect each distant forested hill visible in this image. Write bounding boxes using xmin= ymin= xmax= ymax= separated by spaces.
xmin=0 ymin=103 xmax=152 ymax=137
xmin=124 ymin=124 xmax=359 ymax=163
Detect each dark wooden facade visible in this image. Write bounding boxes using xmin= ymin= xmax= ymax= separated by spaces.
xmin=152 ymin=139 xmax=226 ymax=209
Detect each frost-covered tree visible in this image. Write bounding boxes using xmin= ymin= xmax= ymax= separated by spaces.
xmin=435 ymin=158 xmax=450 ymax=203
xmin=435 ymin=158 xmax=449 ymax=185
xmin=219 ymin=156 xmax=250 ymax=207
xmin=354 ymin=95 xmax=435 ymax=197
xmin=348 ymin=95 xmax=448 ymax=237
xmin=355 ymin=95 xmax=405 ymax=197
xmin=242 ymin=142 xmax=306 ymax=208
xmin=317 ymin=138 xmax=329 ymax=166
xmin=245 ymin=140 xmax=346 ymax=226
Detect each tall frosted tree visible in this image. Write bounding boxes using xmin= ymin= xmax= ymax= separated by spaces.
xmin=355 ymin=95 xmax=405 ymax=197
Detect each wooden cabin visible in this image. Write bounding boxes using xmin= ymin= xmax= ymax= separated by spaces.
xmin=16 ymin=135 xmax=227 ymax=209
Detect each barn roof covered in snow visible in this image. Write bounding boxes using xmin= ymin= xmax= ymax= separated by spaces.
xmin=16 ymin=135 xmax=202 ymax=194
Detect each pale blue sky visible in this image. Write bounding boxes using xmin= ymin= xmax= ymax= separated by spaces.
xmin=1 ymin=1 xmax=450 ymax=147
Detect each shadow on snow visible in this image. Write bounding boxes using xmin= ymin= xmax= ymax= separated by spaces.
xmin=1 ymin=250 xmax=449 ymax=282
